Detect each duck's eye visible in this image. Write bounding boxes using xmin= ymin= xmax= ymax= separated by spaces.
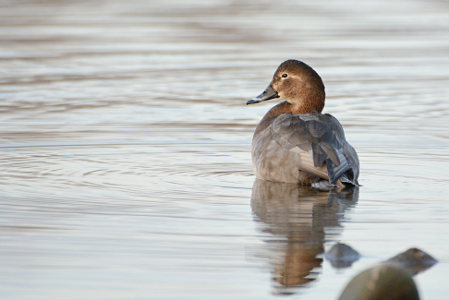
xmin=281 ymin=73 xmax=288 ymax=78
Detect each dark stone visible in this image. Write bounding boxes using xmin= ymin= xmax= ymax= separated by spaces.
xmin=385 ymin=247 xmax=438 ymax=275
xmin=324 ymin=242 xmax=360 ymax=268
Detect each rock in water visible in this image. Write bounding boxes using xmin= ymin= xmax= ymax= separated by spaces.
xmin=385 ymin=247 xmax=438 ymax=275
xmin=338 ymin=264 xmax=419 ymax=300
xmin=325 ymin=242 xmax=360 ymax=268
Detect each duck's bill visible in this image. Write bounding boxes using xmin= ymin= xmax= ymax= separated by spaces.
xmin=246 ymin=85 xmax=279 ymax=105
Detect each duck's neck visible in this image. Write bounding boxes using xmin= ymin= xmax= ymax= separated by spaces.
xmin=254 ymin=100 xmax=323 ymax=137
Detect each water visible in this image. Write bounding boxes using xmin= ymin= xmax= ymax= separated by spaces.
xmin=1 ymin=0 xmax=448 ymax=299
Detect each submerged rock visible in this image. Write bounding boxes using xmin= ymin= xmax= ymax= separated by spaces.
xmin=325 ymin=242 xmax=360 ymax=268
xmin=338 ymin=264 xmax=419 ymax=300
xmin=385 ymin=247 xmax=438 ymax=275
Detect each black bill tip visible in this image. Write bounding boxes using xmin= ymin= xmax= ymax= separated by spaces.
xmin=246 ymin=99 xmax=261 ymax=105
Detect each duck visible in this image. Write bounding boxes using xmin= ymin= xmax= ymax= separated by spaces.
xmin=246 ymin=59 xmax=359 ymax=188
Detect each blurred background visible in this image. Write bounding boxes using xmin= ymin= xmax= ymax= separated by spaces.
xmin=1 ymin=0 xmax=448 ymax=299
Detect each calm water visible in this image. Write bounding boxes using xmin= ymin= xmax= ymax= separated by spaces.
xmin=1 ymin=0 xmax=449 ymax=299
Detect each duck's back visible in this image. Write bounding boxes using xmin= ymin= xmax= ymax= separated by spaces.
xmin=252 ymin=112 xmax=359 ymax=186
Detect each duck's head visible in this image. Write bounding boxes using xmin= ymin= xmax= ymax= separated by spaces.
xmin=247 ymin=60 xmax=325 ymax=113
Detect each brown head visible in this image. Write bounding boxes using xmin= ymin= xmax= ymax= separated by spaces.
xmin=247 ymin=60 xmax=325 ymax=113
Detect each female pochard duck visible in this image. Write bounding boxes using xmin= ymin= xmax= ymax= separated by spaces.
xmin=247 ymin=60 xmax=359 ymax=188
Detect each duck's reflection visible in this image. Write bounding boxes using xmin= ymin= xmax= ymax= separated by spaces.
xmin=251 ymin=179 xmax=358 ymax=294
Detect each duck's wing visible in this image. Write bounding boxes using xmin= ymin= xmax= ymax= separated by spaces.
xmin=270 ymin=113 xmax=359 ymax=186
